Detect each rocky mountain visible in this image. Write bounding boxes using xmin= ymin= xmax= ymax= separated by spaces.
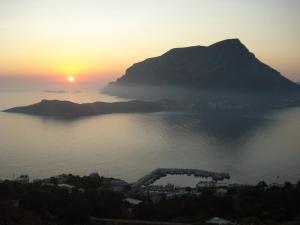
xmin=103 ymin=39 xmax=299 ymax=93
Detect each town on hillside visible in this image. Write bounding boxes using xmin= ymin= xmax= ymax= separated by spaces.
xmin=1 ymin=169 xmax=299 ymax=225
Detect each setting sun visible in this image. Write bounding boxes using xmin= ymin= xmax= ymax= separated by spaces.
xmin=68 ymin=76 xmax=75 ymax=83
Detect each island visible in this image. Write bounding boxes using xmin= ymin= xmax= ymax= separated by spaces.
xmin=103 ymin=39 xmax=299 ymax=93
xmin=102 ymin=39 xmax=300 ymax=109
xmin=3 ymin=99 xmax=165 ymax=116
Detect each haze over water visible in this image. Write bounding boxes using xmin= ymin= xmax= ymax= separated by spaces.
xmin=1 ymin=90 xmax=300 ymax=184
xmin=1 ymin=0 xmax=300 ymax=186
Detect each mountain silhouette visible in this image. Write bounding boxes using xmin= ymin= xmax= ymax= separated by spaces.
xmin=4 ymin=99 xmax=164 ymax=116
xmin=104 ymin=39 xmax=299 ymax=93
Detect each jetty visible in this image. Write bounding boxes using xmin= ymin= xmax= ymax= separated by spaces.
xmin=132 ymin=168 xmax=230 ymax=189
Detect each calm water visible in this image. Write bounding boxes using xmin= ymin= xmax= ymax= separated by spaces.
xmin=0 ymin=90 xmax=300 ymax=184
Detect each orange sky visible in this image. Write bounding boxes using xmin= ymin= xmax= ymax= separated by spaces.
xmin=1 ymin=0 xmax=300 ymax=86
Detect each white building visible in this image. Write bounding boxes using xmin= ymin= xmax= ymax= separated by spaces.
xmin=124 ymin=198 xmax=143 ymax=205
xmin=206 ymin=217 xmax=232 ymax=225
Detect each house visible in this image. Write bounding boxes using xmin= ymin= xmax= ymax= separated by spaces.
xmin=124 ymin=198 xmax=143 ymax=205
xmin=14 ymin=175 xmax=29 ymax=184
xmin=214 ymin=188 xmax=228 ymax=197
xmin=111 ymin=179 xmax=129 ymax=192
xmin=57 ymin=184 xmax=75 ymax=194
xmin=206 ymin=217 xmax=232 ymax=225
xmin=55 ymin=174 xmax=68 ymax=184
xmin=197 ymin=181 xmax=216 ymax=188
xmin=89 ymin=172 xmax=100 ymax=178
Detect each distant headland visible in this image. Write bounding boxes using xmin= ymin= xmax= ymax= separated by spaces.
xmin=3 ymin=99 xmax=165 ymax=117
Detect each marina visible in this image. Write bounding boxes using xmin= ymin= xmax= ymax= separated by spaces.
xmin=132 ymin=168 xmax=230 ymax=189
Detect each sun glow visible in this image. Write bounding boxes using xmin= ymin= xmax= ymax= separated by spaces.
xmin=68 ymin=76 xmax=75 ymax=83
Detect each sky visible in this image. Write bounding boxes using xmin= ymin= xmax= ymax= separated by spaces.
xmin=0 ymin=0 xmax=300 ymax=88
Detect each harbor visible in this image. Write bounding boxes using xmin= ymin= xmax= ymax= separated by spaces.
xmin=132 ymin=168 xmax=230 ymax=189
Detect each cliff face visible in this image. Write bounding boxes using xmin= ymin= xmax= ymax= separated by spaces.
xmin=104 ymin=39 xmax=298 ymax=92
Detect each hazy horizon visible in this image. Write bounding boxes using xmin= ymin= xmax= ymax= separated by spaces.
xmin=1 ymin=2 xmax=300 ymax=222
xmin=1 ymin=0 xmax=300 ymax=90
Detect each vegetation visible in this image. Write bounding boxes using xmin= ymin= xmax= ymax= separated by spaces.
xmin=0 ymin=174 xmax=124 ymax=224
xmin=133 ymin=183 xmax=300 ymax=223
xmin=0 ymin=174 xmax=299 ymax=225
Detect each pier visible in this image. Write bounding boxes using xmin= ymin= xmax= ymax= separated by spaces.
xmin=133 ymin=168 xmax=230 ymax=189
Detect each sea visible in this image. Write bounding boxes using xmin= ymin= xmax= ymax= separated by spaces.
xmin=0 ymin=89 xmax=300 ymax=185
